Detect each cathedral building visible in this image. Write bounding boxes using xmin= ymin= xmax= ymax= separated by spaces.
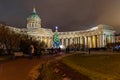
xmin=6 ymin=8 xmax=115 ymax=49
xmin=8 ymin=8 xmax=53 ymax=48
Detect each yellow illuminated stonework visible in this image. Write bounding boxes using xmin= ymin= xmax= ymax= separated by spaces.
xmin=92 ymin=36 xmax=95 ymax=48
xmin=58 ymin=24 xmax=115 ymax=48
xmin=6 ymin=8 xmax=115 ymax=48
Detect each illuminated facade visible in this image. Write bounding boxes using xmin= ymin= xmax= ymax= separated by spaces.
xmin=58 ymin=24 xmax=115 ymax=48
xmin=6 ymin=8 xmax=115 ymax=48
xmin=8 ymin=8 xmax=53 ymax=48
xmin=26 ymin=8 xmax=53 ymax=48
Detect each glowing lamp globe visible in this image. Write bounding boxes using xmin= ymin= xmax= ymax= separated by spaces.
xmin=55 ymin=26 xmax=58 ymax=30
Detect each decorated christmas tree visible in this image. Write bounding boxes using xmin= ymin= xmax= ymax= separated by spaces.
xmin=53 ymin=26 xmax=60 ymax=48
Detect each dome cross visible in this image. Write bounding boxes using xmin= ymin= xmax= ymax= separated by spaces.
xmin=33 ymin=7 xmax=36 ymax=13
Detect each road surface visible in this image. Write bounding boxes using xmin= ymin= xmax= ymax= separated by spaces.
xmin=0 ymin=56 xmax=53 ymax=80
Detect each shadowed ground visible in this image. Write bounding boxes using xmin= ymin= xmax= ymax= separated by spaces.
xmin=0 ymin=51 xmax=119 ymax=80
xmin=0 ymin=55 xmax=54 ymax=80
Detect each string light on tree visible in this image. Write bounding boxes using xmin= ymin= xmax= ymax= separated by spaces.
xmin=53 ymin=26 xmax=60 ymax=48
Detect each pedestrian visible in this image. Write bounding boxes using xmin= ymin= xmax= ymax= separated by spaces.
xmin=51 ymin=47 xmax=54 ymax=54
xmin=89 ymin=48 xmax=90 ymax=55
xmin=34 ymin=45 xmax=38 ymax=56
xmin=58 ymin=47 xmax=61 ymax=53
xmin=29 ymin=45 xmax=34 ymax=59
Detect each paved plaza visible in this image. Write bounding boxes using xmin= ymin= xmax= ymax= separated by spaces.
xmin=0 ymin=55 xmax=56 ymax=80
xmin=0 ymin=51 xmax=119 ymax=80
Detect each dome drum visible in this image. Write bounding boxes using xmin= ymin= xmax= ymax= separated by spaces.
xmin=27 ymin=8 xmax=41 ymax=29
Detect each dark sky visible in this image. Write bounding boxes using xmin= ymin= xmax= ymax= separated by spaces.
xmin=0 ymin=0 xmax=120 ymax=32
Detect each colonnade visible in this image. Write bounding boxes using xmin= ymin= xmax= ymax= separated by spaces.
xmin=40 ymin=37 xmax=53 ymax=48
xmin=27 ymin=22 xmax=41 ymax=29
xmin=59 ymin=34 xmax=115 ymax=48
xmin=34 ymin=36 xmax=53 ymax=48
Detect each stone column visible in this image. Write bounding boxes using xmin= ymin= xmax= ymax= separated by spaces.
xmin=88 ymin=36 xmax=92 ymax=48
xmin=109 ymin=35 xmax=113 ymax=43
xmin=49 ymin=37 xmax=52 ymax=48
xmin=80 ymin=37 xmax=82 ymax=44
xmin=74 ymin=38 xmax=75 ymax=44
xmin=104 ymin=35 xmax=107 ymax=46
xmin=99 ymin=34 xmax=102 ymax=47
xmin=49 ymin=38 xmax=51 ymax=48
xmin=46 ymin=37 xmax=48 ymax=48
xmin=82 ymin=37 xmax=85 ymax=48
xmin=34 ymin=23 xmax=35 ymax=28
xmin=51 ymin=37 xmax=53 ymax=48
xmin=100 ymin=34 xmax=105 ymax=47
xmin=62 ymin=39 xmax=64 ymax=45
xmin=47 ymin=37 xmax=49 ymax=48
xmin=47 ymin=37 xmax=50 ymax=48
xmin=64 ymin=39 xmax=66 ymax=47
xmin=76 ymin=37 xmax=78 ymax=45
xmin=78 ymin=37 xmax=80 ymax=48
xmin=111 ymin=35 xmax=115 ymax=43
xmin=63 ymin=39 xmax=65 ymax=46
xmin=73 ymin=38 xmax=74 ymax=45
xmin=80 ymin=37 xmax=82 ymax=48
xmin=97 ymin=35 xmax=100 ymax=48
xmin=86 ymin=36 xmax=88 ymax=48
xmin=31 ymin=23 xmax=32 ymax=28
xmin=70 ymin=38 xmax=73 ymax=45
xmin=68 ymin=38 xmax=70 ymax=46
xmin=84 ymin=36 xmax=88 ymax=48
xmin=103 ymin=34 xmax=106 ymax=47
xmin=92 ymin=35 xmax=97 ymax=48
xmin=66 ymin=38 xmax=68 ymax=47
xmin=77 ymin=37 xmax=79 ymax=45
xmin=95 ymin=35 xmax=97 ymax=48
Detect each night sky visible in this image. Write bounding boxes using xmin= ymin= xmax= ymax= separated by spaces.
xmin=0 ymin=0 xmax=120 ymax=32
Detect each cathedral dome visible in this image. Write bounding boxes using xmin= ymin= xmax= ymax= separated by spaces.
xmin=27 ymin=8 xmax=41 ymax=29
xmin=27 ymin=8 xmax=40 ymax=21
xmin=28 ymin=12 xmax=40 ymax=20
